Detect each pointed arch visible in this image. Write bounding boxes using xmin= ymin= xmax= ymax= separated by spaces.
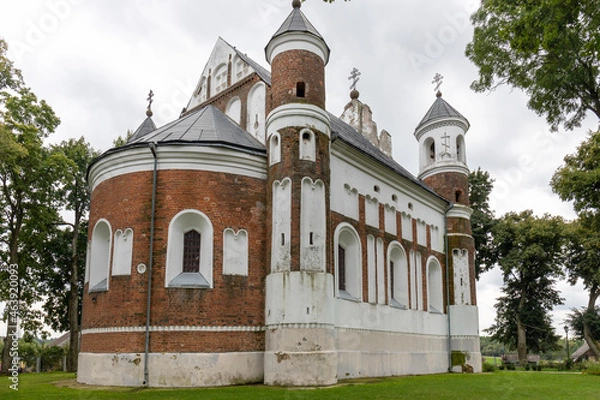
xmin=89 ymin=219 xmax=112 ymax=292
xmin=388 ymin=241 xmax=408 ymax=309
xmin=427 ymin=256 xmax=443 ymax=313
xmin=334 ymin=223 xmax=362 ymax=301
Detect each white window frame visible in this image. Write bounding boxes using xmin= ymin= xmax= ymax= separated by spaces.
xmin=89 ymin=219 xmax=112 ymax=293
xmin=165 ymin=209 xmax=213 ymax=288
xmin=334 ymin=223 xmax=362 ymax=302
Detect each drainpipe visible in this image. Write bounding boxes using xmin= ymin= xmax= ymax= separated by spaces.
xmin=445 ymin=202 xmax=453 ymax=372
xmin=144 ymin=142 xmax=158 ymax=386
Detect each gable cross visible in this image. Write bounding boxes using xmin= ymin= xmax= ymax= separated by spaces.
xmin=348 ymin=67 xmax=361 ymax=90
xmin=432 ymin=73 xmax=444 ymax=92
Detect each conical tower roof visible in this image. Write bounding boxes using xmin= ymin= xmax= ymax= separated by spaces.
xmin=271 ymin=1 xmax=326 ymax=42
xmin=414 ymin=92 xmax=469 ymax=135
xmin=128 ymin=116 xmax=157 ymax=142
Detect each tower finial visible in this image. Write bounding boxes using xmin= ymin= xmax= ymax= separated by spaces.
xmin=292 ymin=0 xmax=301 ymax=9
xmin=348 ymin=67 xmax=361 ymax=99
xmin=432 ymin=73 xmax=443 ymax=96
xmin=146 ymin=89 xmax=154 ymax=117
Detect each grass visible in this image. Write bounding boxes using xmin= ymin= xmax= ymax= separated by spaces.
xmin=1 ymin=370 xmax=599 ymax=400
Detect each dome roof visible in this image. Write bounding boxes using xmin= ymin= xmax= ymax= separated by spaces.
xmin=271 ymin=3 xmax=325 ymax=41
xmin=127 ymin=104 xmax=265 ymax=154
xmin=414 ymin=93 xmax=469 ymax=134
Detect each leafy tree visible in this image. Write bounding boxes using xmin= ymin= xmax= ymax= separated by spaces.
xmin=469 ymin=168 xmax=497 ymax=279
xmin=0 ymin=38 xmax=22 ymax=91
xmin=486 ymin=210 xmax=566 ymax=365
xmin=49 ymin=138 xmax=98 ymax=372
xmin=113 ymin=129 xmax=133 ymax=147
xmin=551 ymin=130 xmax=600 ymax=359
xmin=466 ymin=0 xmax=600 ymax=131
xmin=566 ymin=307 xmax=600 ymax=346
xmin=0 ymin=84 xmax=62 ymax=374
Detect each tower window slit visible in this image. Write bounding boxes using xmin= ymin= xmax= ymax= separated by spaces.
xmin=296 ymin=82 xmax=305 ymax=98
xmin=309 ymin=232 xmax=314 ymax=245
xmin=281 ymin=233 xmax=285 ymax=246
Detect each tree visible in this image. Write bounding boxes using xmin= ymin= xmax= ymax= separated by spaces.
xmin=466 ymin=0 xmax=600 ymax=131
xmin=486 ymin=210 xmax=566 ymax=365
xmin=113 ymin=129 xmax=133 ymax=147
xmin=551 ymin=130 xmax=600 ymax=359
xmin=48 ymin=138 xmax=97 ymax=372
xmin=469 ymin=168 xmax=497 ymax=279
xmin=0 ymin=85 xmax=62 ymax=374
xmin=0 ymin=38 xmax=22 ymax=91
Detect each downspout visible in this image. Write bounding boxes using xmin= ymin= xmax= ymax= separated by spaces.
xmin=144 ymin=142 xmax=158 ymax=386
xmin=445 ymin=202 xmax=453 ymax=372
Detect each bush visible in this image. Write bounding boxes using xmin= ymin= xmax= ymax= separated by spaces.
xmin=483 ymin=362 xmax=496 ymax=372
xmin=536 ymin=365 xmax=542 ymax=371
xmin=507 ymin=364 xmax=516 ymax=370
xmin=584 ymin=362 xmax=600 ymax=376
xmin=499 ymin=365 xmax=505 ymax=370
xmin=525 ymin=364 xmax=531 ymax=371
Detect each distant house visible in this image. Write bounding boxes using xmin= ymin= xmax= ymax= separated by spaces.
xmin=47 ymin=332 xmax=70 ymax=348
xmin=571 ymin=343 xmax=597 ymax=362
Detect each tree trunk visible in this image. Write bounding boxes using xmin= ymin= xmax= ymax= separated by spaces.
xmin=1 ymin=239 xmax=19 ymax=375
xmin=516 ymin=290 xmax=528 ymax=366
xmin=582 ymin=288 xmax=600 ymax=360
xmin=67 ymin=212 xmax=81 ymax=372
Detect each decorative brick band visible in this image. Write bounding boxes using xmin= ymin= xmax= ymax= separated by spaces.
xmin=82 ymin=325 xmax=266 ymax=335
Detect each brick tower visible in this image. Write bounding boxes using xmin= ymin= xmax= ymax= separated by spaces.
xmin=414 ymin=90 xmax=480 ymax=370
xmin=263 ymin=0 xmax=336 ymax=386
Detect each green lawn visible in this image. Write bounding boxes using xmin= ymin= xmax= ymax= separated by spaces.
xmin=1 ymin=371 xmax=598 ymax=400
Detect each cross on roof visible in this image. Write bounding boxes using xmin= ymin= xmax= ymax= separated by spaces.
xmin=146 ymin=90 xmax=154 ymax=117
xmin=348 ymin=67 xmax=361 ymax=90
xmin=432 ymin=73 xmax=443 ymax=92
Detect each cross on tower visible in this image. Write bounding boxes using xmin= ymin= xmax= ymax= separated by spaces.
xmin=432 ymin=73 xmax=444 ymax=92
xmin=348 ymin=67 xmax=361 ymax=90
xmin=441 ymin=132 xmax=451 ymax=158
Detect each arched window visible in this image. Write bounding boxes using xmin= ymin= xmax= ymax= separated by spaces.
xmin=456 ymin=134 xmax=466 ymax=163
xmin=299 ymin=128 xmax=316 ymax=161
xmin=427 ymin=257 xmax=443 ymax=313
xmin=334 ymin=223 xmax=362 ymax=301
xmin=426 ymin=138 xmax=436 ymax=163
xmin=269 ymin=133 xmax=281 ymax=165
xmin=225 ymin=96 xmax=241 ymax=125
xmin=232 ymin=55 xmax=249 ymax=83
xmin=388 ymin=242 xmax=408 ymax=309
xmin=165 ymin=210 xmax=213 ymax=288
xmin=112 ymin=228 xmax=133 ymax=276
xmin=89 ymin=219 xmax=111 ymax=292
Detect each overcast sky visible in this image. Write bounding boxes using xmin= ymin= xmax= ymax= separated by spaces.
xmin=0 ymin=0 xmax=597 ymax=339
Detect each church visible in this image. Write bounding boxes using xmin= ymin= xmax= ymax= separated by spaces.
xmin=79 ymin=1 xmax=481 ymax=387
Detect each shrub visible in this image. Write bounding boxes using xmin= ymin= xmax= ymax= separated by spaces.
xmin=536 ymin=365 xmax=542 ymax=371
xmin=585 ymin=362 xmax=600 ymax=376
xmin=499 ymin=365 xmax=505 ymax=370
xmin=483 ymin=362 xmax=496 ymax=372
xmin=451 ymin=351 xmax=466 ymax=366
xmin=525 ymin=364 xmax=531 ymax=371
xmin=507 ymin=364 xmax=516 ymax=370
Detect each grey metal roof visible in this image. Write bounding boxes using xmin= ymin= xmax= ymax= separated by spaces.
xmin=127 ymin=104 xmax=265 ymax=154
xmin=329 ymin=113 xmax=448 ymax=202
xmin=129 ymin=116 xmax=157 ymax=142
xmin=415 ymin=94 xmax=469 ymax=132
xmin=271 ymin=5 xmax=326 ymax=42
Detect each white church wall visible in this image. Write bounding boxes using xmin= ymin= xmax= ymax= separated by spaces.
xmin=367 ymin=234 xmax=376 ymax=304
xmin=365 ymin=195 xmax=379 ymax=228
xmin=418 ymin=124 xmax=466 ymax=173
xmin=78 ymin=351 xmax=264 ymax=387
xmin=384 ymin=204 xmax=396 ymax=235
xmin=330 ymin=149 xmax=446 ymax=244
xmin=225 ymin=96 xmax=241 ymax=125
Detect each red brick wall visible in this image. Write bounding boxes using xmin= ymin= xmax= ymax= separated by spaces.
xmin=423 ymin=171 xmax=469 ymax=207
xmin=269 ymin=50 xmax=325 ymax=113
xmin=82 ymin=167 xmax=267 ymax=353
